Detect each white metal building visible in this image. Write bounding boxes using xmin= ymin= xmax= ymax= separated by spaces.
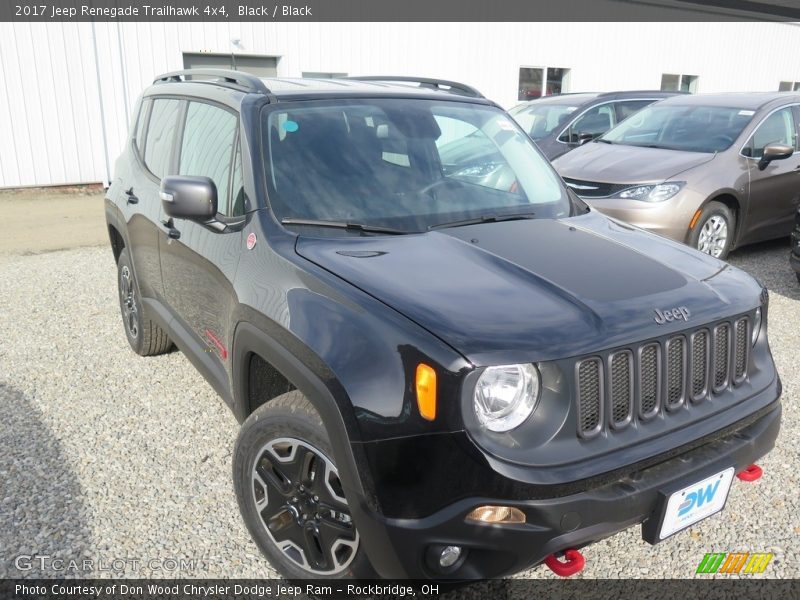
xmin=2 ymin=21 xmax=800 ymax=188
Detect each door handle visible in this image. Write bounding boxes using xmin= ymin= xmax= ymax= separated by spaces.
xmin=161 ymin=218 xmax=181 ymax=240
xmin=124 ymin=187 xmax=139 ymax=204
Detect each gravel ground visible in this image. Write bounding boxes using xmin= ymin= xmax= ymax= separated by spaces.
xmin=0 ymin=239 xmax=797 ymax=584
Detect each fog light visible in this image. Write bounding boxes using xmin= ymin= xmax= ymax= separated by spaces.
xmin=439 ymin=545 xmax=462 ymax=568
xmin=466 ymin=505 xmax=526 ymax=524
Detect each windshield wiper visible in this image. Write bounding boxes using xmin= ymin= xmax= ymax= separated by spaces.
xmin=280 ymin=218 xmax=409 ymax=235
xmin=595 ymin=138 xmax=613 ymax=144
xmin=428 ymin=212 xmax=536 ymax=230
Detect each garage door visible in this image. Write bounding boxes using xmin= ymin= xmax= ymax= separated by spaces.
xmin=182 ymin=53 xmax=279 ymax=78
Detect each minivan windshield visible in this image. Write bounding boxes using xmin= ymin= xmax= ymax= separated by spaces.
xmin=600 ymin=104 xmax=754 ymax=153
xmin=508 ymin=102 xmax=580 ymax=140
xmin=262 ymin=99 xmax=570 ymax=233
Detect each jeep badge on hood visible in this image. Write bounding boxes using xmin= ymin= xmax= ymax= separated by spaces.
xmin=654 ymin=306 xmax=691 ymax=324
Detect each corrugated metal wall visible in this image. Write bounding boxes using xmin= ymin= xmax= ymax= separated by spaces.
xmin=2 ymin=21 xmax=800 ymax=188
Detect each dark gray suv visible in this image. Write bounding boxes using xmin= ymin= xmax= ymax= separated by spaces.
xmin=509 ymin=91 xmax=681 ymax=160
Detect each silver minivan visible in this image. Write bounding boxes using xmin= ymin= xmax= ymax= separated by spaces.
xmin=553 ymin=92 xmax=800 ymax=258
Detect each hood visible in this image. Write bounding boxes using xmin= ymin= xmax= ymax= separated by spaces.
xmin=552 ymin=141 xmax=716 ymax=184
xmin=295 ymin=211 xmax=761 ymax=365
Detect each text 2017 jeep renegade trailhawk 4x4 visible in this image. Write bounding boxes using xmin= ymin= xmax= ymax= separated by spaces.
xmin=106 ymin=70 xmax=781 ymax=580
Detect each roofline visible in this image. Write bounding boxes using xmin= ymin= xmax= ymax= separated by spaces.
xmin=658 ymin=92 xmax=800 ymax=111
xmin=344 ymin=76 xmax=484 ymax=98
xmin=150 ymin=69 xmax=487 ymax=102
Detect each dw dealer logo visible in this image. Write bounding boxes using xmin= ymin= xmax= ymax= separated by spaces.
xmin=696 ymin=552 xmax=773 ymax=574
xmin=678 ymin=479 xmax=721 ymax=516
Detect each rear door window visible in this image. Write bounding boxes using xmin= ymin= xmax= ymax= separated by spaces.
xmin=179 ymin=101 xmax=239 ymax=216
xmin=144 ymin=99 xmax=182 ymax=179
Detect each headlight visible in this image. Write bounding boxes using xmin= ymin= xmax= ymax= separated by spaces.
xmin=473 ymin=364 xmax=540 ymax=432
xmin=617 ymin=182 xmax=684 ymax=202
xmin=752 ymin=307 xmax=762 ymax=346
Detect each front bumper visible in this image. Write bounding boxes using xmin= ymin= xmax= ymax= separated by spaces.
xmin=356 ymin=400 xmax=781 ymax=579
xmin=583 ymin=188 xmax=706 ymax=244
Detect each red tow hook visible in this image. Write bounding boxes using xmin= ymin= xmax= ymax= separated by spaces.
xmin=736 ymin=464 xmax=763 ymax=482
xmin=544 ymin=548 xmax=585 ymax=577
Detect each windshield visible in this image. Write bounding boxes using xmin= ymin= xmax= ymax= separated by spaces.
xmin=600 ymin=104 xmax=754 ymax=153
xmin=263 ymin=99 xmax=570 ymax=233
xmin=508 ymin=103 xmax=580 ymax=140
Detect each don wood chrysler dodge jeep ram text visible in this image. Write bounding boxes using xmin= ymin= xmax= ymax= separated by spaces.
xmin=105 ymin=70 xmax=781 ymax=580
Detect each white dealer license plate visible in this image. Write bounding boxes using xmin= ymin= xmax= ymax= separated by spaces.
xmin=659 ymin=467 xmax=735 ymax=540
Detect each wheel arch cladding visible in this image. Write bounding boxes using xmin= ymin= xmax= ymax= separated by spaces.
xmin=230 ymin=321 xmax=380 ymax=499
xmin=108 ymin=224 xmax=125 ymax=263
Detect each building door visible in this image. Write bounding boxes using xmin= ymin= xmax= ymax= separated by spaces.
xmin=182 ymin=53 xmax=278 ymax=78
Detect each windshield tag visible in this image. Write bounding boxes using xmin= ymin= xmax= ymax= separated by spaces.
xmin=738 ymin=110 xmax=755 ymax=116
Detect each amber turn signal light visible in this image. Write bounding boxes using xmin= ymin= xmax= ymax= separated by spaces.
xmin=415 ymin=363 xmax=437 ymax=421
xmin=466 ymin=505 xmax=526 ymax=525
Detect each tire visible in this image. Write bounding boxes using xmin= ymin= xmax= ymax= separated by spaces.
xmin=688 ymin=201 xmax=735 ymax=259
xmin=116 ymin=248 xmax=173 ymax=356
xmin=233 ymin=391 xmax=375 ymax=580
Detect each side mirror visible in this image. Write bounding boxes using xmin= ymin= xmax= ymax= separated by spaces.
xmin=160 ymin=176 xmax=217 ymax=219
xmin=758 ymin=144 xmax=794 ymax=170
xmin=578 ymin=132 xmax=595 ymax=146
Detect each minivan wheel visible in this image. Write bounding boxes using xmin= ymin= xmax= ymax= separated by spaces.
xmin=116 ymin=248 xmax=173 ymax=356
xmin=689 ymin=201 xmax=735 ymax=259
xmin=233 ymin=391 xmax=375 ymax=579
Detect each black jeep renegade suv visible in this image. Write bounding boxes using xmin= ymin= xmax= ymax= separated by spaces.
xmin=105 ymin=70 xmax=781 ymax=580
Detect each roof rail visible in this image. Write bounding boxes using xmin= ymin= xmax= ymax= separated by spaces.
xmin=346 ymin=76 xmax=484 ymax=98
xmin=153 ymin=69 xmax=270 ymax=95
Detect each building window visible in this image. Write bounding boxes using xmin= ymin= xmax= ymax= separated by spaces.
xmin=182 ymin=52 xmax=278 ymax=78
xmin=779 ymin=81 xmax=800 ymax=91
xmin=302 ymin=72 xmax=348 ymax=79
xmin=518 ymin=67 xmax=570 ymax=101
xmin=661 ymin=73 xmax=698 ymax=93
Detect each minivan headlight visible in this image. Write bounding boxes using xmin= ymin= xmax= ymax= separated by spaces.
xmin=617 ymin=182 xmax=684 ymax=202
xmin=473 ymin=364 xmax=540 ymax=432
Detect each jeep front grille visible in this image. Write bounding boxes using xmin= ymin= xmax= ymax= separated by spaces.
xmin=665 ymin=337 xmax=686 ymax=410
xmin=609 ymin=351 xmax=633 ymax=427
xmin=576 ymin=358 xmax=603 ymax=437
xmin=575 ymin=315 xmax=751 ymax=438
xmin=690 ymin=330 xmax=709 ymax=401
xmin=713 ymin=324 xmax=730 ymax=392
xmin=733 ymin=318 xmax=749 ymax=384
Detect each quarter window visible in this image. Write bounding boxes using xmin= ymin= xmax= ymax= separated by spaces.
xmin=747 ymin=107 xmax=798 ymax=158
xmin=144 ymin=99 xmax=182 ymax=179
xmin=179 ymin=102 xmax=238 ymax=216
